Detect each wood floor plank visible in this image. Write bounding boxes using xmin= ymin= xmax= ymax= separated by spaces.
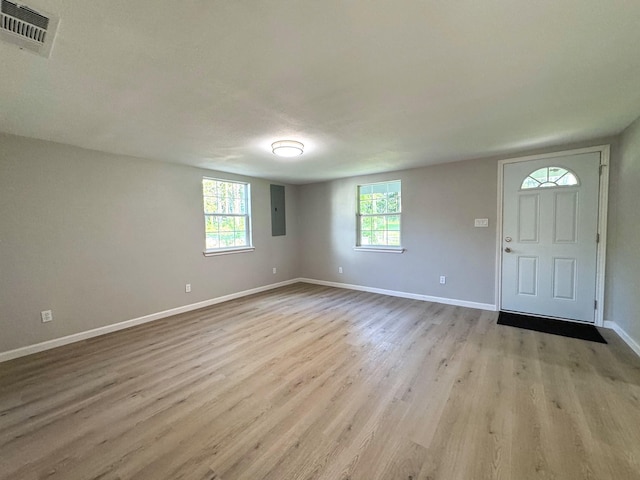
xmin=1 ymin=283 xmax=640 ymax=480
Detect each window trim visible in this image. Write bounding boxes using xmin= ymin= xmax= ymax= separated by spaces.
xmin=202 ymin=177 xmax=253 ymax=255
xmin=203 ymin=246 xmax=255 ymax=257
xmin=355 ymin=179 xmax=403 ymax=251
xmin=353 ymin=246 xmax=405 ymax=254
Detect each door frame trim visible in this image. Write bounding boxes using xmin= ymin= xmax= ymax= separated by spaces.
xmin=495 ymin=145 xmax=610 ymax=326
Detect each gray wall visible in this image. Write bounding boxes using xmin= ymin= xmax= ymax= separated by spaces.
xmin=298 ymin=159 xmax=498 ymax=305
xmin=0 ymin=133 xmax=300 ymax=353
xmin=3 ymin=125 xmax=640 ymax=356
xmin=607 ymin=116 xmax=640 ymax=346
xmin=298 ymin=136 xmax=635 ymax=328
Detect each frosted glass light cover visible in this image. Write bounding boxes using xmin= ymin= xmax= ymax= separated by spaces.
xmin=271 ymin=140 xmax=304 ymax=157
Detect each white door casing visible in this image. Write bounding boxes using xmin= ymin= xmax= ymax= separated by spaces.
xmin=499 ymin=150 xmax=605 ymax=323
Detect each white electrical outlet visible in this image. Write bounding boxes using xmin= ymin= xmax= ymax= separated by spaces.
xmin=272 ymin=267 xmax=277 ymax=274
xmin=474 ymin=218 xmax=489 ymax=227
xmin=338 ymin=267 xmax=343 ymax=274
xmin=185 ymin=284 xmax=191 ymax=293
xmin=439 ymin=276 xmax=446 ymax=285
xmin=41 ymin=310 xmax=53 ymax=323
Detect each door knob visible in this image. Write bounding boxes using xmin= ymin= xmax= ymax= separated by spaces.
xmin=504 ymin=247 xmax=512 ymax=253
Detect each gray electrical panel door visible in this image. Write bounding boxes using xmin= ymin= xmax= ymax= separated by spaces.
xmin=270 ymin=184 xmax=286 ymax=236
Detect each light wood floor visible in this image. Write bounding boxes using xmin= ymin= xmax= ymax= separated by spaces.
xmin=1 ymin=283 xmax=640 ymax=480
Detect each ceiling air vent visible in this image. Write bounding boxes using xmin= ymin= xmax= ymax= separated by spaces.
xmin=0 ymin=0 xmax=59 ymax=57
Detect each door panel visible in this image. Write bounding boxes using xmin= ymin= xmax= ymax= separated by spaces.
xmin=552 ymin=257 xmax=576 ymax=300
xmin=553 ymin=191 xmax=578 ymax=243
xmin=518 ymin=194 xmax=539 ymax=242
xmin=501 ymin=153 xmax=600 ymax=322
xmin=517 ymin=256 xmax=538 ymax=296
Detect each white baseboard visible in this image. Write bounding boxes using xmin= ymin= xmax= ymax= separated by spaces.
xmin=604 ymin=321 xmax=640 ymax=358
xmin=0 ymin=278 xmax=499 ymax=363
xmin=0 ymin=279 xmax=300 ymax=363
xmin=298 ymin=278 xmax=497 ymax=311
xmin=13 ymin=278 xmax=638 ymax=364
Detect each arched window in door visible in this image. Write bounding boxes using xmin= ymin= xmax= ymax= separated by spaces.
xmin=521 ymin=166 xmax=579 ymax=189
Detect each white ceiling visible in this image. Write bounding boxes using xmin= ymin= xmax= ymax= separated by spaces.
xmin=1 ymin=1 xmax=640 ymax=184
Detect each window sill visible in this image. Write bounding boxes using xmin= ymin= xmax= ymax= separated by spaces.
xmin=203 ymin=246 xmax=255 ymax=257
xmin=353 ymin=246 xmax=405 ymax=254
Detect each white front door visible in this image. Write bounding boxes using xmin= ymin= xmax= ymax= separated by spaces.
xmin=501 ymin=152 xmax=601 ymax=322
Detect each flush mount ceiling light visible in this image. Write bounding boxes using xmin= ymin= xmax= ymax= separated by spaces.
xmin=271 ymin=140 xmax=304 ymax=157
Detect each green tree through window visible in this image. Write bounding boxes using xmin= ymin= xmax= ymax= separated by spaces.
xmin=203 ymin=178 xmax=251 ymax=251
xmin=357 ymin=180 xmax=401 ymax=247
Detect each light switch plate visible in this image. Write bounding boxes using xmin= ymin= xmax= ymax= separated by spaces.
xmin=474 ymin=218 xmax=489 ymax=227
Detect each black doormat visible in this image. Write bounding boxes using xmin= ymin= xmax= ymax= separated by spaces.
xmin=498 ymin=311 xmax=607 ymax=344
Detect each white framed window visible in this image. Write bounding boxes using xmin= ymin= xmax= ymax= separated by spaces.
xmin=202 ymin=177 xmax=253 ymax=255
xmin=356 ymin=180 xmax=402 ymax=251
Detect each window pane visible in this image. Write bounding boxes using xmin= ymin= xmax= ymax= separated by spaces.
xmin=372 ymin=216 xmax=386 ymax=231
xmin=530 ymin=168 xmax=549 ymax=183
xmin=548 ymin=168 xmax=563 ymax=183
xmin=373 ymin=231 xmax=387 ymax=245
xmin=220 ymin=232 xmax=235 ymax=247
xmin=360 ymin=199 xmax=373 ymax=214
xmin=359 ymin=185 xmax=372 ymax=195
xmin=204 ymin=197 xmax=218 ymax=214
xmin=234 ymin=231 xmax=247 ymax=246
xmin=205 ymin=215 xmax=218 ymax=233
xmin=361 ymin=230 xmax=372 ymax=245
xmin=387 ymin=215 xmax=400 ymax=231
xmin=203 ymin=179 xmax=217 ymax=197
xmin=206 ymin=233 xmax=220 ymax=250
xmin=220 ymin=216 xmax=234 ymax=232
xmin=388 ymin=231 xmax=400 ymax=246
xmin=215 ymin=196 xmax=226 ymax=214
xmin=387 ymin=181 xmax=401 ymax=193
xmin=387 ymin=192 xmax=400 ymax=213
xmin=372 ymin=183 xmax=387 ymax=194
xmin=373 ymin=198 xmax=387 ymax=214
xmin=361 ymin=216 xmax=372 ymax=230
xmin=232 ymin=194 xmax=242 ymax=214
xmin=557 ymin=172 xmax=578 ymax=186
